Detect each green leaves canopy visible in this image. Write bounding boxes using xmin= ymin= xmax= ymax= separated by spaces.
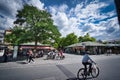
xmin=14 ymin=5 xmax=61 ymax=46
xmin=78 ymin=33 xmax=96 ymax=42
xmin=59 ymin=33 xmax=78 ymax=47
xmin=4 ymin=26 xmax=27 ymax=45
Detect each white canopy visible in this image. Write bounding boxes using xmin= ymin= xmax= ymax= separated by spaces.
xmin=67 ymin=41 xmax=105 ymax=48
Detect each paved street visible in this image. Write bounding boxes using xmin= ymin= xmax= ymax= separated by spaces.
xmin=0 ymin=53 xmax=120 ymax=80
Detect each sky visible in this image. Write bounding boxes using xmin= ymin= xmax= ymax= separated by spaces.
xmin=0 ymin=0 xmax=120 ymax=41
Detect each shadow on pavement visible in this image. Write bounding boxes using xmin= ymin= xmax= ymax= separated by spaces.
xmin=16 ymin=61 xmax=28 ymax=64
xmin=66 ymin=77 xmax=79 ymax=80
xmin=0 ymin=56 xmax=27 ymax=63
xmin=66 ymin=76 xmax=94 ymax=80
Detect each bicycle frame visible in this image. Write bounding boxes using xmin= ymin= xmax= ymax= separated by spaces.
xmin=91 ymin=63 xmax=99 ymax=78
xmin=77 ymin=63 xmax=99 ymax=80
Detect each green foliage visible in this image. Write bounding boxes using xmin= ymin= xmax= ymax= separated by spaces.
xmin=56 ymin=33 xmax=96 ymax=48
xmin=78 ymin=33 xmax=96 ymax=42
xmin=13 ymin=5 xmax=61 ymax=47
xmin=53 ymin=43 xmax=59 ymax=49
xmin=59 ymin=33 xmax=78 ymax=47
xmin=58 ymin=37 xmax=65 ymax=48
xmin=5 ymin=5 xmax=97 ymax=49
xmin=4 ymin=26 xmax=27 ymax=45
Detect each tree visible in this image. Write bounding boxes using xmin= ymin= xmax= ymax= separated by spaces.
xmin=78 ymin=33 xmax=96 ymax=42
xmin=14 ymin=5 xmax=61 ymax=48
xmin=4 ymin=26 xmax=27 ymax=45
xmin=60 ymin=33 xmax=78 ymax=47
xmin=78 ymin=36 xmax=84 ymax=42
xmin=58 ymin=37 xmax=65 ymax=49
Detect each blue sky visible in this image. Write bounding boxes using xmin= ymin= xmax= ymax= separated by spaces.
xmin=0 ymin=0 xmax=120 ymax=41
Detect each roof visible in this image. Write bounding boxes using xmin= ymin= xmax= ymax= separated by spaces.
xmin=81 ymin=41 xmax=105 ymax=46
xmin=66 ymin=41 xmax=105 ymax=48
xmin=20 ymin=42 xmax=50 ymax=46
xmin=67 ymin=43 xmax=83 ymax=47
xmin=105 ymin=44 xmax=120 ymax=47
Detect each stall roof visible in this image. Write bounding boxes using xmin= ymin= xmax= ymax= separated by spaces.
xmin=20 ymin=42 xmax=50 ymax=46
xmin=81 ymin=42 xmax=105 ymax=46
xmin=105 ymin=44 xmax=120 ymax=47
xmin=66 ymin=41 xmax=105 ymax=48
xmin=67 ymin=43 xmax=83 ymax=47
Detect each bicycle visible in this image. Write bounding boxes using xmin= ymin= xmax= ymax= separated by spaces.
xmin=77 ymin=62 xmax=99 ymax=80
xmin=55 ymin=54 xmax=65 ymax=60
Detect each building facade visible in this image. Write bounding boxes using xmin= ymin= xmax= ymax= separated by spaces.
xmin=0 ymin=30 xmax=5 ymax=43
xmin=0 ymin=30 xmax=5 ymax=56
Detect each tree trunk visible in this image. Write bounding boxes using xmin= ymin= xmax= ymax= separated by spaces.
xmin=35 ymin=39 xmax=37 ymax=51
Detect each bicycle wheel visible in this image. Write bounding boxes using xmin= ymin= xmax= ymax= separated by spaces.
xmin=77 ymin=68 xmax=86 ymax=80
xmin=91 ymin=66 xmax=99 ymax=78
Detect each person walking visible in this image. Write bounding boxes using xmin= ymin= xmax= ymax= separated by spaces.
xmin=26 ymin=50 xmax=29 ymax=62
xmin=3 ymin=49 xmax=9 ymax=62
xmin=28 ymin=49 xmax=34 ymax=63
xmin=58 ymin=49 xmax=65 ymax=59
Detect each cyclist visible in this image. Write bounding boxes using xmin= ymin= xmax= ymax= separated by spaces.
xmin=82 ymin=51 xmax=95 ymax=75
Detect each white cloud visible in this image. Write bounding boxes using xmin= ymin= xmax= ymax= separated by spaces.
xmin=1 ymin=0 xmax=119 ymax=40
xmin=50 ymin=5 xmax=69 ymax=30
xmin=0 ymin=0 xmax=45 ymax=30
xmin=52 ymin=12 xmax=69 ymax=30
xmin=74 ymin=1 xmax=109 ymax=20
xmin=49 ymin=0 xmax=119 ymax=40
xmin=0 ymin=0 xmax=22 ymax=17
xmin=91 ymin=17 xmax=120 ymax=40
xmin=59 ymin=4 xmax=68 ymax=12
xmin=27 ymin=0 xmax=44 ymax=10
